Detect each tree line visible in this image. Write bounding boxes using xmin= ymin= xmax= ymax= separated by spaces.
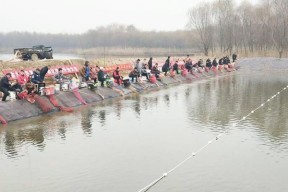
xmin=1 ymin=0 xmax=287 ymax=58
xmin=0 ymin=25 xmax=195 ymax=54
xmin=188 ymin=0 xmax=288 ymax=57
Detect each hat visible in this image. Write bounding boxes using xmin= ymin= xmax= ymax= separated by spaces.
xmin=100 ymin=67 xmax=104 ymax=70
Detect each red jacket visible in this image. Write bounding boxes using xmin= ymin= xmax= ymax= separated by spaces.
xmin=17 ymin=74 xmax=28 ymax=85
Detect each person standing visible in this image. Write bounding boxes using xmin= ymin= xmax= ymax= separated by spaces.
xmin=162 ymin=56 xmax=171 ymax=76
xmin=232 ymin=53 xmax=237 ymax=62
xmin=148 ymin=57 xmax=153 ymax=70
xmin=97 ymin=67 xmax=106 ymax=87
xmin=84 ymin=61 xmax=90 ymax=81
xmin=135 ymin=59 xmax=141 ymax=73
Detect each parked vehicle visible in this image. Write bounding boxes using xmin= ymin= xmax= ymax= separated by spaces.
xmin=14 ymin=45 xmax=53 ymax=61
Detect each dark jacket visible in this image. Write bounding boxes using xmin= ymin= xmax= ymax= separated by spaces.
xmin=0 ymin=76 xmax=10 ymax=89
xmin=129 ymin=69 xmax=139 ymax=77
xmin=98 ymin=70 xmax=105 ymax=81
xmin=162 ymin=59 xmax=170 ymax=72
xmin=212 ymin=59 xmax=218 ymax=67
xmin=173 ymin=63 xmax=178 ymax=71
xmin=31 ymin=71 xmax=42 ymax=84
xmin=219 ymin=58 xmax=223 ymax=65
xmin=206 ymin=59 xmax=212 ymax=68
xmin=40 ymin=66 xmax=49 ymax=81
xmin=148 ymin=59 xmax=153 ymax=70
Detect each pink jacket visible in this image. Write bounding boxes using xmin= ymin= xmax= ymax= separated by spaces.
xmin=17 ymin=74 xmax=28 ymax=85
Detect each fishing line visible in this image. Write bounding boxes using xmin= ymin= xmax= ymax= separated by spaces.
xmin=137 ymin=84 xmax=288 ymax=192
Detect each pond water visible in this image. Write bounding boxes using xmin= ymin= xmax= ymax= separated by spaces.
xmin=0 ymin=58 xmax=288 ymax=192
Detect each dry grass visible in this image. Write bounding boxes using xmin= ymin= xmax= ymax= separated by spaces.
xmin=1 ymin=49 xmax=286 ymax=77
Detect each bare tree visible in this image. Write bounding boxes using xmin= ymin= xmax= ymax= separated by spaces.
xmin=271 ymin=0 xmax=288 ymax=58
xmin=187 ymin=3 xmax=215 ymax=56
xmin=213 ymin=0 xmax=235 ymax=54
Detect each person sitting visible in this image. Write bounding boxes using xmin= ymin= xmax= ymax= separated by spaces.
xmin=79 ymin=61 xmax=91 ymax=82
xmin=24 ymin=80 xmax=37 ymax=95
xmin=129 ymin=67 xmax=140 ymax=83
xmin=173 ymin=60 xmax=179 ymax=74
xmin=17 ymin=70 xmax=28 ymax=88
xmin=17 ymin=79 xmax=37 ymax=101
xmin=54 ymin=68 xmax=70 ymax=83
xmin=212 ymin=58 xmax=218 ymax=67
xmin=112 ymin=67 xmax=123 ymax=85
xmin=39 ymin=65 xmax=51 ymax=82
xmin=0 ymin=73 xmax=21 ymax=102
xmin=97 ymin=67 xmax=106 ymax=87
xmin=54 ymin=68 xmax=70 ymax=90
xmin=197 ymin=59 xmax=204 ymax=68
xmin=90 ymin=65 xmax=99 ymax=83
xmin=206 ymin=58 xmax=212 ymax=69
xmin=31 ymin=68 xmax=43 ymax=84
xmin=141 ymin=64 xmax=151 ymax=80
xmin=31 ymin=68 xmax=45 ymax=94
xmin=151 ymin=63 xmax=161 ymax=78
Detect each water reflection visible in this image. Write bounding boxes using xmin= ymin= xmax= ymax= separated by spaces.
xmin=98 ymin=110 xmax=106 ymax=127
xmin=164 ymin=94 xmax=170 ymax=107
xmin=187 ymin=72 xmax=288 ymax=143
xmin=81 ymin=108 xmax=96 ymax=134
xmin=57 ymin=121 xmax=67 ymax=139
xmin=114 ymin=102 xmax=122 ymax=118
xmin=132 ymin=95 xmax=141 ymax=117
xmin=1 ymin=70 xmax=288 ymax=159
xmin=4 ymin=131 xmax=18 ymax=158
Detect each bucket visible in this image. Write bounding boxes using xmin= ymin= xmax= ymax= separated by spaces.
xmin=55 ymin=84 xmax=60 ymax=92
xmin=181 ymin=69 xmax=188 ymax=76
xmin=149 ymin=75 xmax=157 ymax=83
xmin=123 ymin=78 xmax=130 ymax=87
xmin=62 ymin=83 xmax=69 ymax=91
xmin=44 ymin=87 xmax=55 ymax=95
xmin=106 ymin=79 xmax=114 ymax=88
xmin=8 ymin=91 xmax=16 ymax=100
xmin=35 ymin=83 xmax=45 ymax=95
xmin=170 ymin=70 xmax=175 ymax=77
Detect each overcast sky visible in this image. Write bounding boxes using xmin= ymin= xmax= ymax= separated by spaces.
xmin=0 ymin=0 xmax=260 ymax=34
